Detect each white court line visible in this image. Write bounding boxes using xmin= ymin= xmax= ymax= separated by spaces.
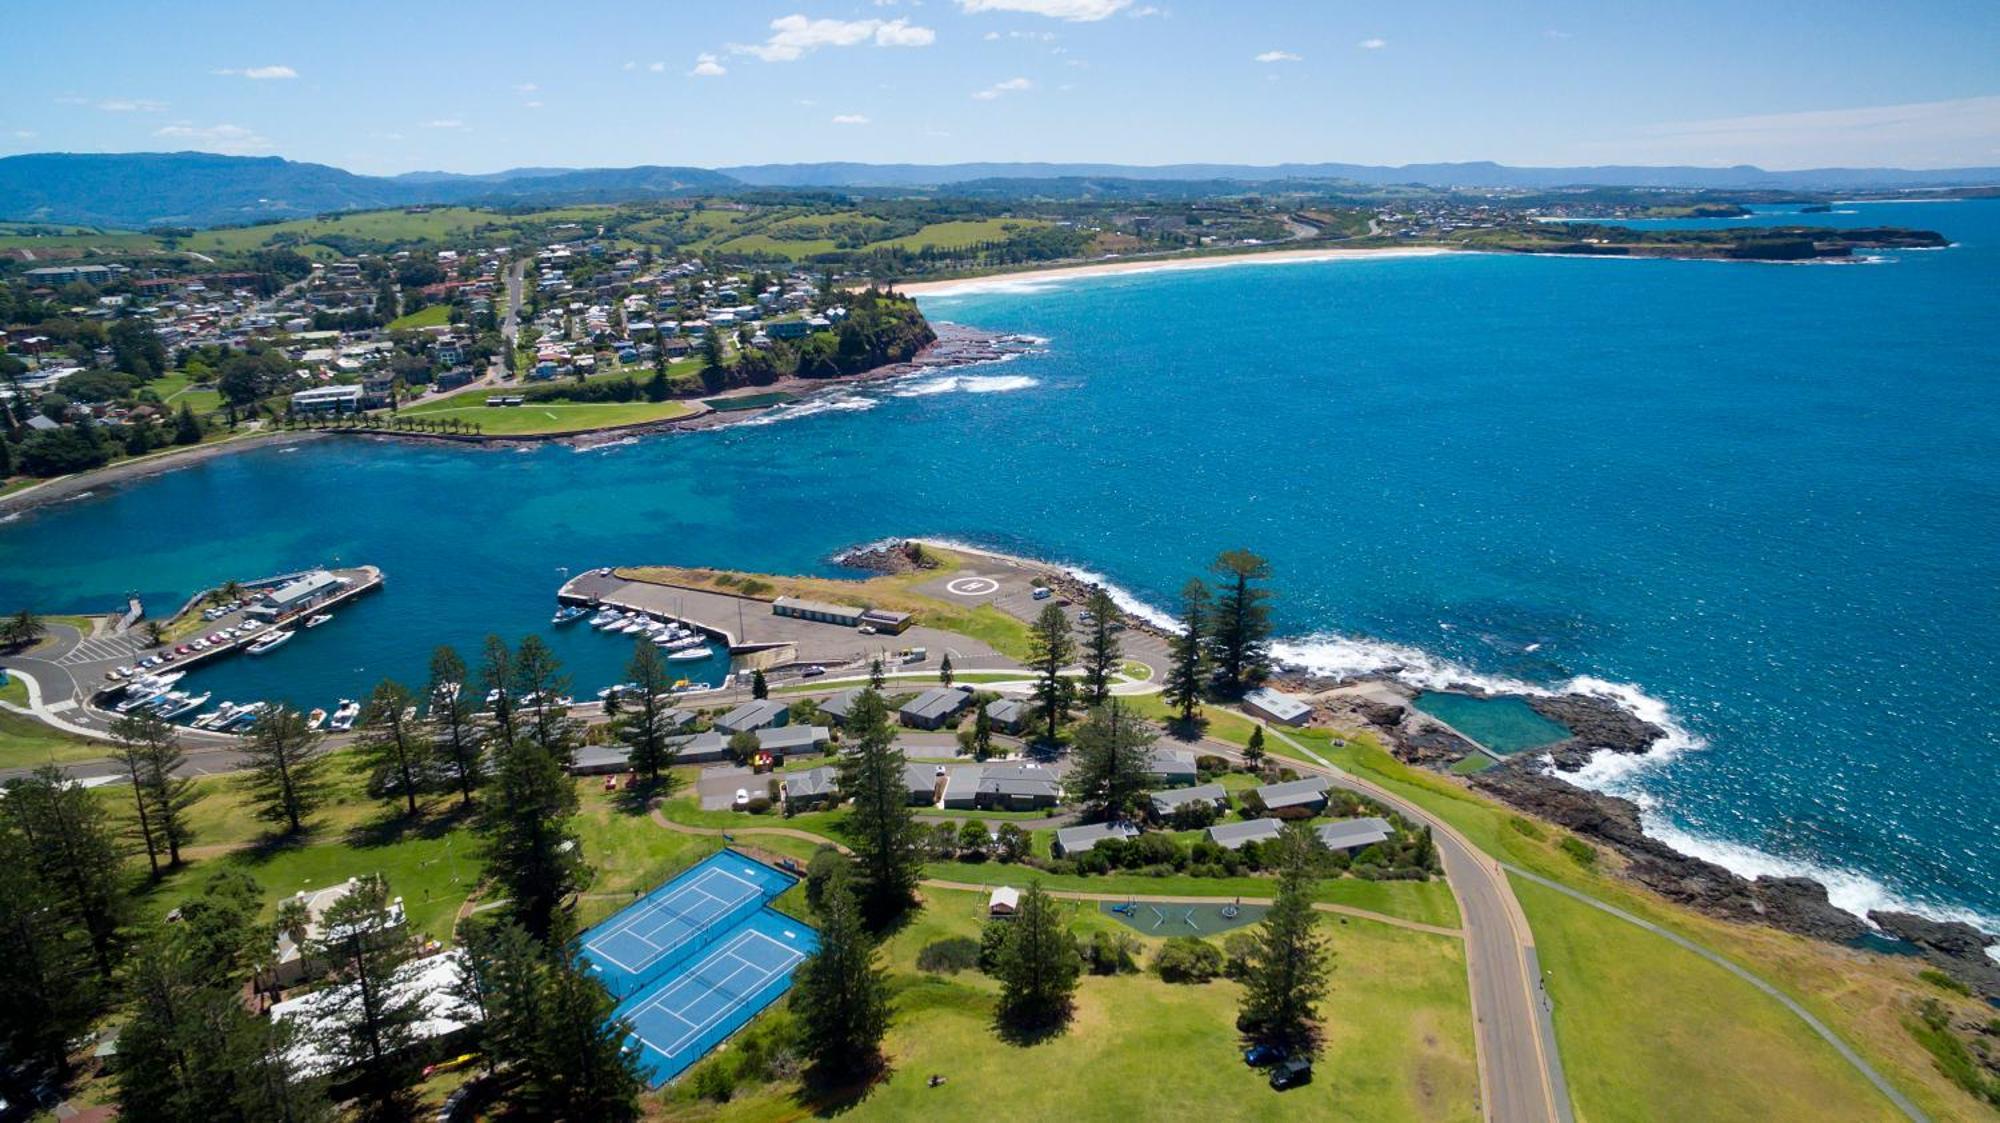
xmin=586 ymin=866 xmax=773 ymax=974
xmin=630 ymin=931 xmax=804 ymax=1060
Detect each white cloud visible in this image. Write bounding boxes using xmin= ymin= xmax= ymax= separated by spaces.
xmin=1128 ymin=4 xmax=1163 ymax=16
xmin=648 ymin=61 xmax=666 ymax=72
xmin=1545 ymin=29 xmax=1572 ymax=40
xmin=153 ymin=122 xmax=271 ymax=153
xmin=523 ymin=100 xmax=543 ymax=109
xmin=1582 ymin=95 xmax=2000 ymax=170
xmin=516 ymin=82 xmax=539 ymax=93
xmin=67 ymin=97 xmax=168 ymax=113
xmin=831 ymin=113 xmax=871 ymax=125
xmin=733 ymin=15 xmax=936 ymax=62
xmin=689 ymin=53 xmax=727 ymax=77
xmin=213 ymin=65 xmax=298 ymax=80
xmin=622 ymin=61 xmax=637 ymax=71
xmin=1254 ymin=50 xmax=1301 ymax=63
xmin=1358 ymin=38 xmax=1386 ymax=50
xmin=422 ymin=118 xmax=465 ymax=129
xmin=958 ymin=0 xmax=1130 ymax=19
xmin=973 ymin=76 xmax=1033 ymax=100
xmin=12 ymin=129 xmax=38 ymax=139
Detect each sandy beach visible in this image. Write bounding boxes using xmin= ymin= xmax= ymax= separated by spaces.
xmin=896 ymin=245 xmax=1460 ymax=296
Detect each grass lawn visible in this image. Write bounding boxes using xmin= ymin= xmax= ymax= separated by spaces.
xmin=0 ymin=675 xmax=116 ymax=768
xmin=147 ymin=370 xmax=224 ymax=414
xmin=1270 ymin=728 xmax=1996 ymax=1121
xmin=1516 ymin=877 xmax=1906 ymax=1122
xmin=388 ymin=304 xmax=453 ymax=330
xmin=681 ymin=888 xmax=1476 ymax=1122
xmin=398 ymin=399 xmax=695 ymax=436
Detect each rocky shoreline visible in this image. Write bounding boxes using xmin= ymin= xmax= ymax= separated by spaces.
xmin=1277 ymin=670 xmax=2000 ymax=996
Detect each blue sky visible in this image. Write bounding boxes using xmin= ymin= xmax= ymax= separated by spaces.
xmin=6 ymin=0 xmax=1996 ymax=174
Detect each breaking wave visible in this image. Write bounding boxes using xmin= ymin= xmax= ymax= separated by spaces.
xmin=893 ymin=373 xmax=1041 ymax=397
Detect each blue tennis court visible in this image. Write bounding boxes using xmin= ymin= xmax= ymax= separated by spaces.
xmin=581 ymin=850 xmax=794 ymax=1000
xmin=615 ymin=907 xmax=819 ymax=1085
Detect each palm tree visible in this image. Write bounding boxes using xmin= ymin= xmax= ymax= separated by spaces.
xmin=143 ymin=620 xmax=168 ymax=648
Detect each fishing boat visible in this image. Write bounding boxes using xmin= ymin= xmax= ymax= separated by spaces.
xmin=591 ymin=610 xmax=627 ymax=630
xmin=328 ymin=699 xmax=360 ymax=731
xmin=116 ymin=689 xmax=169 ymax=713
xmin=304 ymin=613 xmax=334 ymax=629
xmin=191 ymin=702 xmax=238 ymax=729
xmin=595 ymin=683 xmax=639 ymax=700
xmin=667 ymin=646 xmax=711 ymax=662
xmin=551 ymin=605 xmax=588 ymax=625
xmin=158 ymin=691 xmax=211 ymax=720
xmin=306 ymin=707 xmax=328 ymax=730
xmin=245 ymin=630 xmax=293 ymax=655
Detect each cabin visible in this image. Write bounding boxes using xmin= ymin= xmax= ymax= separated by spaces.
xmin=784 ymin=766 xmax=839 ymax=811
xmin=717 ymin=699 xmax=789 ymax=734
xmin=1206 ymin=817 xmax=1285 ymax=851
xmin=1150 ymin=782 xmax=1229 ymax=819
xmin=1051 ymin=820 xmax=1139 ymax=858
xmin=984 ymin=697 xmax=1030 ymax=735
xmin=899 ymin=686 xmax=973 ymax=730
xmin=1253 ymin=775 xmax=1331 ymax=815
xmin=1242 ymin=687 xmax=1313 ymax=726
xmin=1145 ymin=747 xmax=1201 ymax=787
xmin=1316 ymin=817 xmax=1394 ymax=855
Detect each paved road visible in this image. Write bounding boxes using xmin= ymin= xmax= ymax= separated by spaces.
xmin=1251 ymin=724 xmax=1572 ymax=1123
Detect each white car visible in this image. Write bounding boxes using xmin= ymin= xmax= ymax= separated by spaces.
xmin=733 ymin=788 xmax=750 ymax=808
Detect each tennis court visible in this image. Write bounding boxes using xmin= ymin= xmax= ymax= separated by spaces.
xmin=615 ymin=908 xmax=819 ymax=1085
xmin=581 ymin=850 xmax=794 ymax=1000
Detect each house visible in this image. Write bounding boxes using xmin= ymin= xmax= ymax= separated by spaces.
xmin=271 ymin=950 xmax=479 ymax=1078
xmin=717 ymin=699 xmax=789 ymax=734
xmin=903 ymin=761 xmax=946 ymax=805
xmin=1316 ymin=817 xmax=1393 ymax=855
xmin=756 ymin=724 xmax=830 ymax=757
xmin=859 ymin=608 xmax=913 ymax=634
xmin=570 ymin=744 xmax=633 ymax=775
xmin=1253 ymin=775 xmax=1331 ymax=815
xmin=263 ymin=878 xmax=408 ymax=988
xmin=984 ymin=697 xmax=1030 ymax=735
xmin=899 ymin=686 xmax=972 ymax=730
xmin=1242 ymin=687 xmax=1313 ymax=726
xmin=1150 ymin=782 xmax=1229 ymax=819
xmin=1052 ymin=821 xmax=1139 ymax=858
xmin=1145 ymin=747 xmax=1201 ymax=787
xmin=942 ymin=762 xmax=1062 ymax=811
xmin=671 ymin=730 xmax=730 ymax=764
xmin=771 ymin=595 xmax=866 ymax=627
xmin=817 ymin=687 xmax=864 ymax=726
xmin=289 ymin=384 xmax=363 ymax=415
xmin=784 ymin=765 xmax=839 ymax=811
xmin=988 ymin=886 xmax=1021 ymax=918
xmin=1207 ymin=817 xmax=1285 ymax=851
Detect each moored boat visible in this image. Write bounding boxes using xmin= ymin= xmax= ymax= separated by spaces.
xmin=304 ymin=613 xmax=333 ymax=629
xmin=551 ymin=605 xmax=588 ymax=625
xmin=306 ymin=707 xmax=328 ymax=730
xmin=245 ymin=630 xmax=294 ymax=655
xmin=328 ymin=699 xmax=360 ymax=731
xmin=667 ymin=646 xmax=711 ymax=662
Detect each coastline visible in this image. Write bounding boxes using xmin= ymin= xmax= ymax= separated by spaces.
xmin=0 ymin=429 xmax=323 ymax=518
xmin=900 ymin=537 xmax=2000 ymax=970
xmin=896 ymin=245 xmax=1460 ymax=295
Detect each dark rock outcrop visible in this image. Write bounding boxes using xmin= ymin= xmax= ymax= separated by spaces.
xmin=1475 ymin=763 xmax=1866 ymax=942
xmin=1869 ymin=911 xmax=2000 ymax=999
xmin=1526 ymin=694 xmax=1666 ymax=770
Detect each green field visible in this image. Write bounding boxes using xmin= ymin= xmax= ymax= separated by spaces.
xmin=180 ymin=205 xmax=618 ymax=256
xmin=695 ymin=888 xmax=1477 ymax=1122
xmin=712 ymin=217 xmax=1053 ymax=261
xmin=145 ymin=370 xmax=223 ymax=414
xmin=398 ymin=397 xmax=695 ymax=436
xmin=387 ymin=303 xmax=452 ymax=330
xmin=0 ymin=675 xmax=116 ymax=769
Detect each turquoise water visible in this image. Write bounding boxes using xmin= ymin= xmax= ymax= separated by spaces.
xmin=1412 ymin=692 xmax=1572 ymax=755
xmin=3 ymin=199 xmax=1995 ymax=930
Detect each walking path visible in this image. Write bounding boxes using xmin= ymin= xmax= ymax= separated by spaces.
xmin=1505 ymin=866 xmax=1927 ymax=1123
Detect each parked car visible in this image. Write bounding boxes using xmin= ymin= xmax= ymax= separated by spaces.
xmin=1244 ymin=1043 xmax=1285 ymax=1068
xmin=800 ymin=665 xmax=826 ymax=678
xmin=1032 ymin=586 xmax=1053 ymax=600
xmin=1269 ymin=1057 xmax=1312 ymax=1090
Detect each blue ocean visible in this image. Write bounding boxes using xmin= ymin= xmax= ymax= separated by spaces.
xmin=3 ymin=199 xmax=1994 ymax=930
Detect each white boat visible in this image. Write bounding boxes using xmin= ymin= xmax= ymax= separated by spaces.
xmin=191 ymin=702 xmax=238 ymax=729
xmin=245 ymin=630 xmax=293 ymax=655
xmin=667 ymin=646 xmax=711 ymax=662
xmin=116 ymin=689 xmax=168 ymax=713
xmin=158 ymin=692 xmax=211 ymax=720
xmin=222 ymin=702 xmax=267 ymax=731
xmin=304 ymin=613 xmax=333 ymax=629
xmin=551 ymin=605 xmax=588 ymax=625
xmin=617 ymin=618 xmax=651 ymax=635
xmin=328 ymin=699 xmax=360 ymax=731
xmin=666 ymin=634 xmax=706 ymax=651
xmin=591 ymin=610 xmax=627 ymax=630
xmin=596 ymin=682 xmax=639 ymax=700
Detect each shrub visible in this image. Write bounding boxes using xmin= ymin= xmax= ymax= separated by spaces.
xmin=1268 ymin=804 xmax=1317 ymax=822
xmin=917 ymin=937 xmax=982 ymax=974
xmin=1559 ymin=836 xmax=1597 ymax=867
xmin=1153 ymin=936 xmax=1223 ymax=983
xmin=1169 ymin=801 xmax=1220 ymax=831
xmin=995 ymin=822 xmax=1028 ymax=863
xmin=1083 ymin=930 xmax=1141 ymax=975
xmin=1918 ymin=968 xmax=1973 ymax=996
xmin=1128 ymin=831 xmax=1185 ymax=870
xmin=978 ymin=919 xmax=1011 ymax=973
xmin=688 ymin=1059 xmax=736 ymax=1102
xmin=804 ymin=846 xmax=846 ymax=912
xmin=1507 ymin=815 xmax=1547 ymax=841
xmin=1221 ymin=933 xmax=1260 ymax=980
xmin=744 ymin=795 xmax=773 ymax=815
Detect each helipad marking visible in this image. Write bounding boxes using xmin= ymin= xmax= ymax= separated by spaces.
xmin=945 ymin=576 xmax=1000 ymax=597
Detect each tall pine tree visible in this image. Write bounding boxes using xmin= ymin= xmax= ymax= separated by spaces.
xmin=521 ymin=928 xmax=645 ymax=1121
xmin=841 ymin=689 xmax=921 ymax=927
xmin=995 ymin=881 xmax=1080 ymax=1035
xmin=427 ymin=644 xmax=484 ymax=808
xmin=356 ymin=678 xmax=432 ymax=817
xmin=481 ymin=736 xmax=584 ymax=944
xmin=619 ymin=639 xmax=680 ymax=788
xmin=1067 ymin=698 xmax=1157 ymax=823
xmin=790 ymin=859 xmax=891 ymax=1082
xmin=1163 ymin=578 xmax=1211 ymax=725
xmin=1237 ymin=823 xmax=1333 ymax=1057
xmin=1027 ymin=602 xmax=1075 ymax=744
xmin=241 ymin=704 xmax=331 ymax=834
xmin=110 ymin=709 xmax=195 ymax=875
xmin=3 ymin=764 xmax=129 ymax=979
xmin=312 ymin=874 xmax=424 ymax=1120
xmin=1207 ymin=549 xmax=1273 ymax=695
xmin=1078 ymin=587 xmax=1124 ymax=706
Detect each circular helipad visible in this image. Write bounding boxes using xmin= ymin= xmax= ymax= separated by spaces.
xmin=945 ymin=576 xmax=1001 ymax=597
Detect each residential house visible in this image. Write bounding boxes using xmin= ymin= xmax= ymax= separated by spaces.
xmin=984 ymin=697 xmax=1030 ymax=735
xmin=1051 ymin=821 xmax=1139 ymax=858
xmin=1145 ymin=747 xmax=1201 ymax=788
xmin=902 ymin=762 xmax=946 ymax=806
xmin=1207 ymin=817 xmax=1285 ymax=851
xmin=1253 ymin=775 xmax=1331 ymax=815
xmin=1316 ymin=817 xmax=1394 ymax=855
xmin=1150 ymin=782 xmax=1229 ymax=819
xmin=783 ymin=766 xmax=839 ymax=811
xmin=899 ymin=686 xmax=972 ymax=730
xmin=817 ymin=687 xmax=864 ymax=726
xmin=262 ymin=878 xmax=408 ymax=988
xmin=717 ymin=699 xmax=789 ymax=734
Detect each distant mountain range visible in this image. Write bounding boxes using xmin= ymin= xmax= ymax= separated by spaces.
xmin=2 ymin=151 xmax=1995 ymax=230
